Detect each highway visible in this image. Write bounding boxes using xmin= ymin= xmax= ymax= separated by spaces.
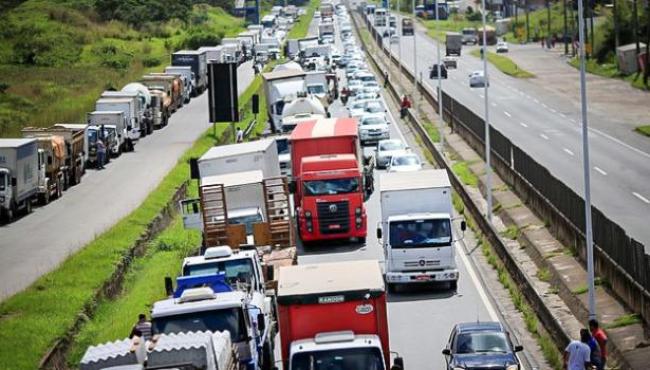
xmin=378 ymin=14 xmax=650 ymax=250
xmin=294 ymin=13 xmax=522 ymax=370
xmin=0 ymin=62 xmax=255 ymax=300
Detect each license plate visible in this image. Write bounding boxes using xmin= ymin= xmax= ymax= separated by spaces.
xmin=328 ymin=224 xmax=341 ymax=229
xmin=415 ymin=275 xmax=431 ymax=281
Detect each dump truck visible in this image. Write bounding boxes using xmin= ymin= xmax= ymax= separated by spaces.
xmin=19 ymin=131 xmax=67 ymax=204
xmin=164 ymin=66 xmax=194 ymax=102
xmin=0 ymin=139 xmax=39 ymax=221
xmin=141 ymin=74 xmax=183 ymax=113
xmin=172 ymin=50 xmax=208 ymax=95
xmin=277 ymin=260 xmax=404 ymax=370
xmin=53 ymin=123 xmax=89 ymax=168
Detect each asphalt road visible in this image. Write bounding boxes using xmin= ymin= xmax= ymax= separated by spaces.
xmin=377 ymin=14 xmax=650 ymax=249
xmin=0 ymin=61 xmax=255 ymax=300
xmin=293 ymin=13 xmax=518 ymax=370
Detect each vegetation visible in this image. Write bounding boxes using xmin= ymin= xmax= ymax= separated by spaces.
xmin=0 ymin=1 xmax=244 ymax=137
xmin=501 ymin=225 xmax=521 ymax=240
xmin=452 ymin=161 xmax=479 ymax=187
xmin=422 ymin=14 xmax=481 ymax=42
xmin=470 ymin=50 xmax=535 ymax=78
xmin=423 ymin=120 xmax=440 ymax=142
xmin=537 ymin=267 xmax=552 ymax=282
xmin=604 ymin=313 xmax=642 ymax=329
xmin=635 ymin=125 xmax=650 ymax=137
xmin=287 ymin=0 xmax=321 ymax=39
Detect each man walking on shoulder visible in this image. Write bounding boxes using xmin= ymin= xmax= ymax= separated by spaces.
xmin=564 ymin=329 xmax=592 ymax=370
xmin=589 ymin=319 xmax=608 ymax=370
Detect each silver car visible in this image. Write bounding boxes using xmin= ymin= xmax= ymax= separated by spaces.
xmin=375 ymin=139 xmax=408 ymax=168
xmin=387 ymin=153 xmax=423 ymax=172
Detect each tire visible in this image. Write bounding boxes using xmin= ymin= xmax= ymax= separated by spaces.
xmin=261 ymin=341 xmax=274 ymax=370
xmin=6 ymin=202 xmax=16 ymax=222
xmin=56 ymin=179 xmax=62 ymax=199
xmin=449 ymin=279 xmax=458 ymax=290
xmin=25 ymin=199 xmax=32 ymax=215
xmin=387 ymin=282 xmax=396 ymax=294
xmin=357 ymin=237 xmax=366 ymax=244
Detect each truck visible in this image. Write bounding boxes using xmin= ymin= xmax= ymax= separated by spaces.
xmin=95 ymin=97 xmax=141 ymax=146
xmin=377 ymin=169 xmax=465 ymax=291
xmin=53 ymin=123 xmax=89 ymax=169
xmin=262 ymin=69 xmax=307 ymax=132
xmin=277 ymin=260 xmax=404 ymax=370
xmin=0 ymin=139 xmax=39 ymax=221
xmin=289 ymin=118 xmax=371 ymax=243
xmin=196 ymin=138 xmax=281 ymax=180
xmin=199 ymin=46 xmax=224 ymax=63
xmin=79 ymin=331 xmax=239 ymax=370
xmin=445 ymin=32 xmax=462 ymax=56
xmin=461 ymin=27 xmax=478 ymax=45
xmin=319 ymin=2 xmax=334 ymax=18
xmin=164 ymin=66 xmax=194 ymax=103
xmin=87 ymin=110 xmax=130 ymax=153
xmin=305 ymin=71 xmax=337 ymax=109
xmin=22 ymin=125 xmax=86 ymax=187
xmin=141 ymin=74 xmax=183 ymax=112
xmin=121 ymin=82 xmax=155 ymax=135
xmin=140 ymin=82 xmax=172 ymax=129
xmin=86 ymin=124 xmax=118 ymax=167
xmin=318 ymin=22 xmax=335 ymax=39
xmin=172 ymin=50 xmax=208 ymax=95
xmin=19 ymin=132 xmax=66 ymax=204
xmin=280 ymin=93 xmax=326 ymax=133
xmin=261 ymin=14 xmax=277 ymax=29
xmin=221 ymin=38 xmax=245 ymax=63
xmin=100 ymin=91 xmax=152 ymax=136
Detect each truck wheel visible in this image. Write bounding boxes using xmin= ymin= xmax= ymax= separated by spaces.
xmin=41 ymin=191 xmax=50 ymax=205
xmin=449 ymin=280 xmax=458 ymax=290
xmin=56 ymin=179 xmax=63 ymax=199
xmin=387 ymin=282 xmax=396 ymax=294
xmin=357 ymin=237 xmax=366 ymax=244
xmin=262 ymin=342 xmax=274 ymax=370
xmin=6 ymin=202 xmax=15 ymax=222
xmin=25 ymin=199 xmax=32 ymax=215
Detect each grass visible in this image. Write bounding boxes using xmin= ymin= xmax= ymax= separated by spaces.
xmin=0 ymin=2 xmax=245 ymax=137
xmin=422 ymin=15 xmax=481 ymax=42
xmin=470 ymin=49 xmax=535 ymax=78
xmin=0 ymin=67 xmax=264 ymax=369
xmin=286 ymin=0 xmax=321 ymax=39
xmin=634 ymin=125 xmax=650 ymax=137
xmin=501 ymin=225 xmax=521 ymax=240
xmin=604 ymin=313 xmax=642 ymax=329
xmin=451 ymin=161 xmax=479 ymax=187
xmin=423 ymin=120 xmax=440 ymax=142
xmin=537 ymin=267 xmax=552 ymax=282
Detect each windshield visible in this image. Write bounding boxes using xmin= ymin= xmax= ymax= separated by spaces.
xmin=303 ymin=178 xmax=359 ymax=196
xmin=292 ymin=347 xmax=385 ymax=370
xmin=456 ymin=332 xmax=511 ymax=354
xmin=365 ymin=103 xmax=383 ymax=113
xmin=183 ymin=258 xmax=256 ymax=287
xmin=0 ymin=172 xmax=6 ymax=192
xmin=392 ymin=156 xmax=420 ymax=166
xmin=229 ymin=212 xmax=263 ymax=234
xmin=462 ymin=30 xmax=476 ymax=35
xmin=389 ymin=219 xmax=452 ymax=248
xmin=308 ymin=85 xmax=326 ymax=94
xmin=87 ymin=130 xmax=98 ymax=144
xmin=362 ymin=117 xmax=385 ymax=126
xmin=152 ymin=308 xmax=246 ymax=341
xmin=276 ymin=139 xmax=290 ymax=154
xmin=379 ymin=141 xmax=404 ymax=151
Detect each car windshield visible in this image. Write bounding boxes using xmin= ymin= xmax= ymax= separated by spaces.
xmin=152 ymin=308 xmax=246 ymax=341
xmin=362 ymin=117 xmax=384 ymax=126
xmin=292 ymin=347 xmax=385 ymax=370
xmin=364 ymin=81 xmax=378 ymax=87
xmin=392 ymin=155 xmax=420 ymax=166
xmin=303 ymin=178 xmax=359 ymax=196
xmin=87 ymin=130 xmax=98 ymax=144
xmin=365 ymin=103 xmax=383 ymax=113
xmin=352 ymin=102 xmax=366 ymax=110
xmin=379 ymin=141 xmax=404 ymax=151
xmin=456 ymin=332 xmax=511 ymax=354
xmin=183 ymin=258 xmax=256 ymax=287
xmin=0 ymin=172 xmax=6 ymax=192
xmin=389 ymin=219 xmax=452 ymax=248
xmin=308 ymin=85 xmax=326 ymax=94
xmin=229 ymin=211 xmax=263 ymax=234
xmin=462 ymin=29 xmax=475 ymax=35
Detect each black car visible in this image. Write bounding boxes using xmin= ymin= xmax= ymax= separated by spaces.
xmin=429 ymin=64 xmax=448 ymax=79
xmin=442 ymin=322 xmax=523 ymax=370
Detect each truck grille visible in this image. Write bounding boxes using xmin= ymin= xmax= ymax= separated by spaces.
xmin=317 ymin=201 xmax=350 ymax=235
xmin=403 ymin=260 xmax=441 ymax=268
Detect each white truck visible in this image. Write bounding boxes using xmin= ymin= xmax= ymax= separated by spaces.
xmin=95 ymin=98 xmax=141 ymax=146
xmin=0 ymin=139 xmax=39 ymax=221
xmin=100 ymin=91 xmax=150 ymax=136
xmin=163 ymin=66 xmax=194 ymax=103
xmin=377 ymin=169 xmax=465 ymax=291
xmin=120 ymin=83 xmax=155 ymax=135
xmin=262 ymin=69 xmax=307 ymax=132
xmin=87 ymin=110 xmax=131 ymax=153
xmin=304 ymin=71 xmax=333 ymax=108
xmin=280 ymin=94 xmax=326 ymax=133
xmin=318 ymin=22 xmax=335 ymax=39
xmin=197 ymin=138 xmax=281 ymax=179
xmin=221 ymin=38 xmax=244 ymax=63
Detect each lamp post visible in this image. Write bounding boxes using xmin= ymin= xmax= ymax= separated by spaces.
xmin=481 ymin=0 xmax=492 ymax=221
xmin=412 ymin=0 xmax=419 ymax=112
xmin=435 ymin=0 xmax=444 ymax=147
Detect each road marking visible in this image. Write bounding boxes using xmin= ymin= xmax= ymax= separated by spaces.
xmin=570 ymin=118 xmax=577 ymax=123
xmin=520 ymin=122 xmax=528 ymax=128
xmin=559 ymin=113 xmax=567 ymax=118
xmin=503 ymin=111 xmax=512 ymax=117
xmin=491 ymin=102 xmax=497 ymax=107
xmin=540 ymin=134 xmax=549 ymax=140
xmin=633 ymin=192 xmax=650 ymax=204
xmin=533 ymin=98 xmax=539 ymax=103
xmin=563 ymin=148 xmax=574 ymax=156
xmin=550 ymin=108 xmax=557 ymax=113
xmin=593 ymin=166 xmax=607 ymax=176
xmin=455 ymin=239 xmax=499 ymax=321
xmin=479 ymin=94 xmax=484 ymax=98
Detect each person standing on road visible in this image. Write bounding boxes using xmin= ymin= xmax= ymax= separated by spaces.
xmin=589 ymin=319 xmax=608 ymax=370
xmin=130 ymin=313 xmax=152 ymax=341
xmin=564 ymin=329 xmax=592 ymax=370
xmin=584 ymin=329 xmax=602 ymax=370
xmin=96 ymin=139 xmax=106 ymax=170
xmin=236 ymin=126 xmax=244 ymax=143
xmin=383 ymin=71 xmax=389 ymax=88
xmin=400 ymin=95 xmax=411 ymax=119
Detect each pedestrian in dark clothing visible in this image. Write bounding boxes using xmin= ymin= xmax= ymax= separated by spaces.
xmin=400 ymin=95 xmax=411 ymax=119
xmin=584 ymin=329 xmax=602 ymax=370
xmin=96 ymin=139 xmax=106 ymax=170
xmin=383 ymin=71 xmax=389 ymax=88
xmin=541 ymin=37 xmax=546 ymax=49
xmin=589 ymin=319 xmax=608 ymax=370
xmin=130 ymin=314 xmax=152 ymax=341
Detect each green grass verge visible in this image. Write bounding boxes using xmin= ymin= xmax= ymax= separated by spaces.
xmin=635 ymin=125 xmax=650 ymax=137
xmin=422 ymin=16 xmax=482 ymax=42
xmin=604 ymin=313 xmax=642 ymax=329
xmin=452 ymin=161 xmax=479 ymax=187
xmin=0 ymin=68 xmax=264 ymax=369
xmin=287 ymin=0 xmax=321 ymax=39
xmin=470 ymin=50 xmax=535 ymax=78
xmin=568 ymin=57 xmax=650 ymax=92
xmin=501 ymin=225 xmax=521 ymax=240
xmin=423 ymin=121 xmax=440 ymax=142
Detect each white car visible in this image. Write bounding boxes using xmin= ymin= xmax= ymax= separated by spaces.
xmin=314 ymin=11 xmax=321 ymax=18
xmin=469 ymin=70 xmax=489 ymax=88
xmin=496 ymin=41 xmax=509 ymax=53
xmin=347 ymin=79 xmax=365 ymax=95
xmin=362 ymin=80 xmax=381 ymax=96
xmin=350 ymin=100 xmax=385 ymax=119
xmin=359 ymin=113 xmax=390 ymax=145
xmin=375 ymin=139 xmax=408 ymax=168
xmin=390 ymin=34 xmax=400 ymax=44
xmin=352 ymin=71 xmax=375 ymax=83
xmin=387 ymin=153 xmax=423 ymax=172
xmin=346 ymin=92 xmax=379 ymax=107
xmin=348 ymin=98 xmax=376 ymax=117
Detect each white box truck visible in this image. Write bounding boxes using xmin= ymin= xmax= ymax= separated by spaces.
xmin=377 ymin=169 xmax=465 ymax=291
xmin=87 ymin=110 xmax=131 ymax=153
xmin=262 ymin=69 xmax=307 ymax=132
xmin=163 ymin=66 xmax=194 ymax=103
xmin=197 ymin=138 xmax=281 ymax=179
xmin=0 ymin=139 xmax=39 ymax=221
xmin=95 ymin=98 xmax=141 ymax=145
xmin=100 ymin=91 xmax=149 ymax=136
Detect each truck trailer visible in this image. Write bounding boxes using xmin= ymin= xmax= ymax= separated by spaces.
xmin=0 ymin=139 xmax=39 ymax=221
xmin=172 ymin=50 xmax=208 ymax=95
xmin=445 ymin=32 xmax=463 ymax=56
xmin=263 ymin=69 xmax=307 ymax=133
xmin=377 ymin=169 xmax=465 ymax=291
xmin=277 ymin=260 xmax=404 ymax=370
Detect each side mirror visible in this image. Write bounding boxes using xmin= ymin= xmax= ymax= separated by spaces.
xmin=11 ymin=177 xmax=17 ymax=187
xmin=392 ymin=357 xmax=404 ymax=370
xmin=47 ymin=156 xmax=53 ymax=166
xmin=164 ymin=276 xmax=174 ymax=296
xmin=189 ymin=158 xmax=200 ymax=180
xmin=514 ymin=345 xmax=524 ymax=352
xmin=288 ymin=181 xmax=296 ymax=194
xmin=257 ymin=313 xmax=266 ymax=332
xmin=461 ymin=221 xmax=467 ymax=231
xmin=442 ymin=348 xmax=451 ymax=356
xmin=376 ymin=228 xmax=382 ymax=239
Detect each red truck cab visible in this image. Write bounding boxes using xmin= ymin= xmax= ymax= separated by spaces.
xmin=277 ymin=260 xmax=403 ymax=370
xmin=289 ymin=118 xmax=368 ymax=243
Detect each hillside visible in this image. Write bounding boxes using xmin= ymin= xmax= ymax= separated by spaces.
xmin=0 ymin=0 xmax=245 ymax=137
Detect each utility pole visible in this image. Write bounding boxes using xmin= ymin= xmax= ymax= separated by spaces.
xmin=525 ymin=0 xmax=531 ymax=42
xmin=645 ymin=0 xmax=649 ymax=86
xmin=435 ymin=0 xmax=444 ymax=147
xmin=398 ymin=0 xmax=403 ymax=88
xmin=564 ymin=0 xmax=569 ymax=54
xmin=547 ymin=0 xmax=552 ymax=41
xmin=481 ymin=0 xmax=492 ymax=221
xmin=613 ymin=0 xmax=620 ymax=49
xmin=576 ymin=0 xmax=597 ymax=321
xmin=412 ymin=0 xmax=419 ymax=113
xmin=633 ymin=0 xmax=641 ymax=55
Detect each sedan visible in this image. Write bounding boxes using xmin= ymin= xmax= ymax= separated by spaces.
xmin=359 ymin=113 xmax=390 ymax=145
xmin=362 ymin=81 xmax=381 ymax=96
xmin=496 ymin=41 xmax=509 ymax=53
xmin=376 ymin=139 xmax=408 ymax=168
xmin=430 ymin=64 xmax=448 ymax=79
xmin=346 ymin=79 xmax=365 ymax=95
xmin=387 ymin=153 xmax=422 ymax=172
xmin=348 ymin=98 xmax=376 ymax=117
xmin=442 ymin=322 xmax=523 ymax=370
xmin=350 ymin=100 xmax=386 ymax=119
xmin=469 ymin=70 xmax=489 ymax=88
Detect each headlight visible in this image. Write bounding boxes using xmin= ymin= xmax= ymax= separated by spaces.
xmin=305 ymin=211 xmax=312 ymax=218
xmin=506 ymin=365 xmax=519 ymax=370
xmin=0 ymin=196 xmax=5 ymax=203
xmin=355 ymin=207 xmax=361 ymax=215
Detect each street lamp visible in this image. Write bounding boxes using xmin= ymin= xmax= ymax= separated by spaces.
xmin=435 ymin=0 xmax=444 ymax=147
xmin=412 ymin=0 xmax=418 ymax=112
xmin=481 ymin=0 xmax=493 ymax=221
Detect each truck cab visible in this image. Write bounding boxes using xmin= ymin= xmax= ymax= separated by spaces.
xmin=378 ymin=170 xmax=464 ymax=291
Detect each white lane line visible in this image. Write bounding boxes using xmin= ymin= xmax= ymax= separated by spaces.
xmin=520 ymin=122 xmax=528 ymax=128
xmin=533 ymin=98 xmax=539 ymax=103
xmin=593 ymin=166 xmax=607 ymax=176
xmin=541 ymin=103 xmax=547 ymax=108
xmin=633 ymin=192 xmax=650 ymax=204
xmin=491 ymin=102 xmax=497 ymax=107
xmin=563 ymin=148 xmax=575 ymax=156
xmin=550 ymin=108 xmax=557 ymax=113
xmin=540 ymin=134 xmax=549 ymax=140
xmin=503 ymin=111 xmax=512 ymax=118
xmin=479 ymin=94 xmax=484 ymax=98
xmin=455 ymin=239 xmax=499 ymax=321
xmin=559 ymin=113 xmax=567 ymax=118
xmin=570 ymin=118 xmax=577 ymax=123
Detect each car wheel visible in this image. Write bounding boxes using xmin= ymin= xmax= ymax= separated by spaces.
xmin=450 ymin=280 xmax=458 ymax=290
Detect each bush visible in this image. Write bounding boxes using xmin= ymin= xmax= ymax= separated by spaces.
xmin=93 ymin=42 xmax=133 ymax=70
xmin=12 ymin=25 xmax=82 ymax=66
xmin=142 ymin=56 xmax=160 ymax=67
xmin=466 ymin=11 xmax=482 ymax=22
xmin=94 ymin=0 xmax=192 ymax=25
xmin=177 ymin=30 xmax=222 ymax=50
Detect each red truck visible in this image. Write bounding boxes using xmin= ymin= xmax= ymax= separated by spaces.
xmin=289 ymin=118 xmax=370 ymax=243
xmin=277 ymin=260 xmax=404 ymax=370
